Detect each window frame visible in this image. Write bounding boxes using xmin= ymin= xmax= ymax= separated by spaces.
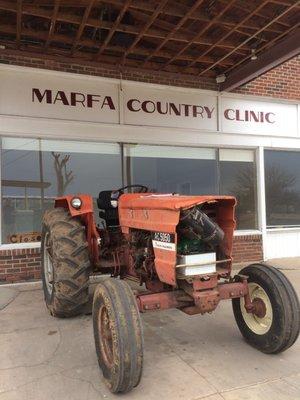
xmin=218 ymin=148 xmax=258 ymax=230
xmin=124 ymin=143 xmax=219 ymax=197
xmin=0 ymin=136 xmax=124 ymax=247
xmin=124 ymin=143 xmax=259 ymax=231
xmin=0 ymin=136 xmax=2 ymax=246
xmin=264 ymin=148 xmax=300 ymax=229
xmin=0 ymin=137 xmax=261 ymax=248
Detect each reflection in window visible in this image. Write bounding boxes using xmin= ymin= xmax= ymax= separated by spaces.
xmin=1 ymin=139 xmax=259 ymax=244
xmin=1 ymin=138 xmax=122 ymax=244
xmin=219 ymin=149 xmax=257 ymax=230
xmin=125 ymin=145 xmax=218 ymax=195
xmin=265 ymin=150 xmax=300 ymax=227
xmin=125 ymin=145 xmax=257 ymax=230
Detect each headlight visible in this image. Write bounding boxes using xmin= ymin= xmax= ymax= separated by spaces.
xmin=71 ymin=197 xmax=82 ymax=209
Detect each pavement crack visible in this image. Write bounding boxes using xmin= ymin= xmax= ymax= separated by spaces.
xmin=195 ymin=393 xmax=226 ymax=400
xmin=0 ymin=373 xmax=58 ymax=396
xmin=0 ymin=291 xmax=20 ymax=310
xmin=44 ymin=326 xmax=62 ymax=364
xmin=143 ymin=320 xmax=220 ymax=394
xmin=0 ymin=327 xmax=62 ymax=371
xmin=59 ymin=369 xmax=107 ymax=398
xmin=0 ymin=361 xmax=49 ymax=371
xmin=281 ymin=377 xmax=299 ymax=392
xmin=0 ymin=324 xmax=60 ymax=335
xmin=277 ymin=267 xmax=299 ymax=271
xmin=218 ymin=372 xmax=300 ymax=394
xmin=193 ymin=372 xmax=300 ymax=399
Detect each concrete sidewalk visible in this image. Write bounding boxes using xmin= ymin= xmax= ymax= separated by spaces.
xmin=0 ymin=266 xmax=299 ymax=400
xmin=233 ymin=257 xmax=300 ymax=271
xmin=266 ymin=257 xmax=300 ymax=270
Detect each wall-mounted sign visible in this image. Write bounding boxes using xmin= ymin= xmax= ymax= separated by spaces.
xmin=220 ymin=97 xmax=298 ymax=137
xmin=8 ymin=231 xmax=42 ymax=243
xmin=0 ymin=69 xmax=120 ymax=124
xmin=122 ymin=85 xmax=217 ymax=130
xmin=0 ymin=66 xmax=298 ymax=137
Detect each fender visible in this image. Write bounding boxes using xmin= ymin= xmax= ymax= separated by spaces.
xmin=55 ymin=194 xmax=94 ymax=217
xmin=55 ymin=194 xmax=100 ymax=264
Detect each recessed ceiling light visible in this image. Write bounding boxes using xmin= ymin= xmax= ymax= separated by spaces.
xmin=0 ymin=44 xmax=6 ymax=50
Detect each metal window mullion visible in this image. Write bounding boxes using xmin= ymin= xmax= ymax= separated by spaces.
xmin=216 ymin=148 xmax=221 ymax=195
xmin=256 ymin=147 xmax=267 ymax=260
xmin=0 ymin=136 xmax=2 ymax=245
xmin=120 ymin=142 xmax=126 ymax=187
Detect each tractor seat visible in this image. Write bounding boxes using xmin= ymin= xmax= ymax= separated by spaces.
xmin=97 ymin=190 xmax=121 ymax=227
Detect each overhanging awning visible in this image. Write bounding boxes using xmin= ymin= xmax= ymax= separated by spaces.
xmin=0 ymin=1 xmax=299 ymax=86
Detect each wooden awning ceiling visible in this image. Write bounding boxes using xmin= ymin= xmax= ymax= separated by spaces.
xmin=0 ymin=0 xmax=299 ymax=80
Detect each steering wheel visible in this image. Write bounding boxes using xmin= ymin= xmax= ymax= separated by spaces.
xmin=115 ymin=184 xmax=149 ymax=194
xmin=109 ymin=185 xmax=149 ymax=208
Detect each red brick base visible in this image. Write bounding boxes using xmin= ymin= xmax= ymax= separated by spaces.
xmin=0 ymin=234 xmax=263 ymax=283
xmin=0 ymin=248 xmax=41 ymax=283
xmin=232 ymin=234 xmax=263 ymax=264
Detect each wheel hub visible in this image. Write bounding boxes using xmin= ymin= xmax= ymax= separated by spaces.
xmin=241 ymin=283 xmax=273 ymax=335
xmin=252 ymin=297 xmax=267 ymax=318
xmin=99 ymin=305 xmax=114 ymax=368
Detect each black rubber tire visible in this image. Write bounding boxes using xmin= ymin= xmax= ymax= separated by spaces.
xmin=41 ymin=207 xmax=90 ymax=317
xmin=233 ymin=263 xmax=300 ymax=354
xmin=93 ymin=279 xmax=143 ymax=393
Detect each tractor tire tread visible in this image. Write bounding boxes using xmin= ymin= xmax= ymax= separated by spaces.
xmin=41 ymin=207 xmax=90 ymax=318
xmin=250 ymin=263 xmax=300 ymax=352
xmin=93 ymin=279 xmax=143 ymax=393
xmin=233 ymin=263 xmax=300 ymax=354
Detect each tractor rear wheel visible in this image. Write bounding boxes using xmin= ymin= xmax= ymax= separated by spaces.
xmin=233 ymin=263 xmax=300 ymax=354
xmin=93 ymin=279 xmax=143 ymax=393
xmin=41 ymin=207 xmax=90 ymax=317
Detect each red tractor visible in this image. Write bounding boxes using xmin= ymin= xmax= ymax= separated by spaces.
xmin=41 ymin=185 xmax=300 ymax=393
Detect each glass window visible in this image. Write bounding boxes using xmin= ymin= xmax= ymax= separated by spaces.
xmin=1 ymin=138 xmax=122 ymax=244
xmin=125 ymin=145 xmax=218 ymax=195
xmin=1 ymin=139 xmax=259 ymax=243
xmin=219 ymin=149 xmax=257 ymax=230
xmin=264 ymin=150 xmax=300 ymax=227
xmin=125 ymin=145 xmax=257 ymax=230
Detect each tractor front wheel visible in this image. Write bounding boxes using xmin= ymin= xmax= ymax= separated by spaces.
xmin=93 ymin=279 xmax=143 ymax=393
xmin=41 ymin=207 xmax=90 ymax=317
xmin=233 ymin=263 xmax=300 ymax=354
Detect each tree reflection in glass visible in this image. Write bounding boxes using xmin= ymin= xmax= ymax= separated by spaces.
xmin=264 ymin=155 xmax=300 ymax=227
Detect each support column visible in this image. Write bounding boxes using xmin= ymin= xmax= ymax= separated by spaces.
xmin=256 ymin=146 xmax=267 ymax=260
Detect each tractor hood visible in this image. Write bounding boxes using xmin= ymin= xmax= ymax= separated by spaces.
xmin=119 ymin=193 xmax=236 ymax=211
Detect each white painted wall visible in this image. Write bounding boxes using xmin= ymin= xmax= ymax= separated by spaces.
xmin=265 ymin=229 xmax=300 ymax=259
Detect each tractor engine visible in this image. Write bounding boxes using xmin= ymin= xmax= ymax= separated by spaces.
xmin=129 ymin=230 xmax=156 ymax=280
xmin=178 ymin=206 xmax=224 ymax=250
xmin=127 ymin=205 xmax=225 ymax=283
xmin=176 ymin=206 xmax=225 ymax=278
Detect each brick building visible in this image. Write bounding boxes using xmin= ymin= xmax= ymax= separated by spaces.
xmin=0 ymin=1 xmax=299 ymax=283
